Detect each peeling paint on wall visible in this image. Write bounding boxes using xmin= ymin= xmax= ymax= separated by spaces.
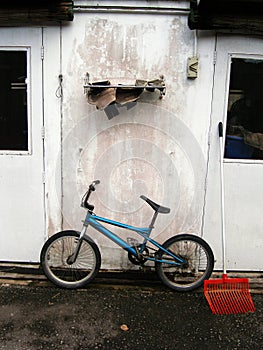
xmin=61 ymin=12 xmax=204 ymax=269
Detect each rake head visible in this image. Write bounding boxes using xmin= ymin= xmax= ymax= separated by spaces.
xmin=204 ymin=275 xmax=256 ymax=314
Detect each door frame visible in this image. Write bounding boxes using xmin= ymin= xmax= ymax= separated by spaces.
xmin=203 ymin=34 xmax=263 ymax=271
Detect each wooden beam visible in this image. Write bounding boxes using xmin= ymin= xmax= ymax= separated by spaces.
xmin=0 ymin=0 xmax=74 ymax=26
xmin=188 ymin=0 xmax=263 ymax=35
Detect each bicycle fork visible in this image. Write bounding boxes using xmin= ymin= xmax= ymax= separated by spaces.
xmin=67 ymin=225 xmax=87 ymax=265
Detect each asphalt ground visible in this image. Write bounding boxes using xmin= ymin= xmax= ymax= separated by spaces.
xmin=0 ymin=281 xmax=262 ymax=350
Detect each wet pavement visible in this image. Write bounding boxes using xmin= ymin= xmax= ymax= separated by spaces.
xmin=0 ymin=280 xmax=262 ymax=350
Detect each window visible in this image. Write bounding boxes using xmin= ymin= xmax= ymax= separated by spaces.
xmin=0 ymin=50 xmax=28 ymax=151
xmin=225 ymin=57 xmax=263 ymax=160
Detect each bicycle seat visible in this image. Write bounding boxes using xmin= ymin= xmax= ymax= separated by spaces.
xmin=140 ymin=195 xmax=170 ymax=214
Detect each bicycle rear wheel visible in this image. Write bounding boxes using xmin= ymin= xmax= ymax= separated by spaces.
xmin=41 ymin=230 xmax=101 ymax=289
xmin=155 ymin=234 xmax=214 ymax=292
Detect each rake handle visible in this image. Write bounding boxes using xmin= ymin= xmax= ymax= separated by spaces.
xmin=218 ymin=122 xmax=227 ymax=275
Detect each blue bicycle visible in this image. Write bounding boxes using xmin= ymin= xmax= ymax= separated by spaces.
xmin=41 ymin=180 xmax=214 ymax=291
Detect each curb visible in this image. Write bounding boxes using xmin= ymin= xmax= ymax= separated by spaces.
xmin=0 ymin=263 xmax=262 ymax=294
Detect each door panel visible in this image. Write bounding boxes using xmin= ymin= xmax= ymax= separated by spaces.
xmin=0 ymin=28 xmax=45 ymax=262
xmin=204 ymin=35 xmax=263 ymax=271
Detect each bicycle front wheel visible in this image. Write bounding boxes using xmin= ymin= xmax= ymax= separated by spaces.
xmin=41 ymin=230 xmax=101 ymax=289
xmin=155 ymin=234 xmax=214 ymax=292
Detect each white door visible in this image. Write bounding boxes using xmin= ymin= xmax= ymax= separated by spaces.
xmin=0 ymin=28 xmax=45 ymax=262
xmin=204 ymin=35 xmax=263 ymax=271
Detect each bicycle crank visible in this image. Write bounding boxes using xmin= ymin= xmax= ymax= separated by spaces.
xmin=128 ymin=245 xmax=149 ymax=265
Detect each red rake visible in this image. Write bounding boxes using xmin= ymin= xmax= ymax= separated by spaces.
xmin=204 ymin=274 xmax=256 ymax=314
xmin=204 ymin=123 xmax=255 ymax=315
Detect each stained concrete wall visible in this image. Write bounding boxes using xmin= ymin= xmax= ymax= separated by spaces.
xmin=55 ymin=1 xmax=215 ymax=269
xmin=1 ymin=2 xmax=261 ymax=269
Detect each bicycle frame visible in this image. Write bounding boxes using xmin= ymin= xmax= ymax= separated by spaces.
xmin=80 ymin=212 xmax=185 ymax=266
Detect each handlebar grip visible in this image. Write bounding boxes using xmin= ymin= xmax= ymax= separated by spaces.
xmin=218 ymin=122 xmax=223 ymax=138
xmin=83 ymin=188 xmax=94 ymax=211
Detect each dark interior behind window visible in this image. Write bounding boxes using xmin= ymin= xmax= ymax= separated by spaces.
xmin=0 ymin=50 xmax=28 ymax=151
xmin=226 ymin=58 xmax=263 ymax=160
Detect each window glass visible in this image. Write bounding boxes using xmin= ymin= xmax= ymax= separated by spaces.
xmin=0 ymin=50 xmax=28 ymax=151
xmin=226 ymin=58 xmax=263 ymax=160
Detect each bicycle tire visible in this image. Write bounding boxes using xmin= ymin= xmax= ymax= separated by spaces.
xmin=40 ymin=230 xmax=101 ymax=289
xmin=155 ymin=234 xmax=214 ymax=292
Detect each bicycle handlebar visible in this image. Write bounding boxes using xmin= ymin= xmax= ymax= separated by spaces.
xmin=82 ymin=180 xmax=100 ymax=211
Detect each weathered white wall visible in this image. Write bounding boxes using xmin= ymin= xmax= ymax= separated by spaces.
xmin=0 ymin=2 xmax=261 ymax=270
xmin=40 ymin=3 xmax=263 ymax=271
xmin=56 ymin=2 xmax=215 ymax=269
